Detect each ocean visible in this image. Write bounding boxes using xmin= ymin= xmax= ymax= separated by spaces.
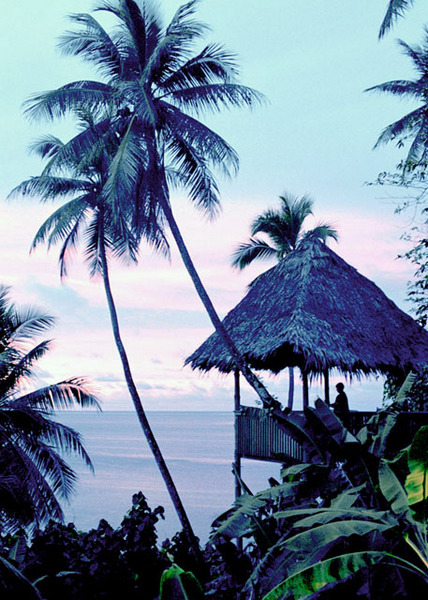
xmin=58 ymin=411 xmax=280 ymax=544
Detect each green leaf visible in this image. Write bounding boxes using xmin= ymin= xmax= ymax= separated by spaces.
xmin=0 ymin=557 xmax=43 ymax=599
xmin=212 ymin=482 xmax=301 ymax=539
xmin=379 ymin=460 xmax=411 ymax=517
xmin=159 ymin=564 xmax=204 ymax=600
xmin=357 ymin=410 xmax=398 ymax=457
xmin=283 ymin=520 xmax=392 ymax=553
xmin=405 ymin=425 xmax=428 ymax=507
xmin=274 ymin=507 xmax=393 ymax=529
xmin=261 ymin=551 xmax=427 ymax=600
xmin=395 ymin=371 xmax=418 ymax=405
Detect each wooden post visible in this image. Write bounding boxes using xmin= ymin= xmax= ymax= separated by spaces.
xmin=234 ymin=368 xmax=242 ymax=500
xmin=287 ymin=366 xmax=294 ymax=411
xmin=302 ymin=370 xmax=309 ymax=408
xmin=324 ymin=368 xmax=330 ymax=405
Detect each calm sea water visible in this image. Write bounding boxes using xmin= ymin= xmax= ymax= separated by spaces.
xmin=57 ymin=411 xmax=280 ymax=544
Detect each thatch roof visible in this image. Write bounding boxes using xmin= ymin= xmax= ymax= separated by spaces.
xmin=185 ymin=237 xmax=428 ymax=377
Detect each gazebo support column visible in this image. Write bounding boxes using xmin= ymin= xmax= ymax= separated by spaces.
xmin=287 ymin=366 xmax=294 ymax=411
xmin=302 ymin=370 xmax=309 ymax=408
xmin=234 ymin=368 xmax=242 ymax=500
xmin=324 ymin=369 xmax=330 ymax=405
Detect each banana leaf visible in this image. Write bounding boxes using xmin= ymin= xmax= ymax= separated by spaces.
xmin=211 ymin=481 xmax=301 ymax=539
xmin=246 ymin=518 xmax=393 ymax=597
xmin=395 ymin=372 xmax=418 ymax=405
xmin=357 ymin=411 xmax=398 ymax=457
xmin=0 ymin=556 xmax=43 ymax=599
xmin=379 ymin=460 xmax=413 ymax=519
xmin=330 ymin=484 xmax=365 ymax=508
xmin=282 ymin=519 xmax=392 ymax=553
xmin=261 ymin=551 xmax=427 ymax=600
xmin=159 ymin=563 xmax=204 ymax=600
xmin=280 ymin=463 xmax=327 ymax=482
xmin=274 ymin=507 xmax=394 ymax=529
xmin=305 ymin=399 xmax=358 ymax=449
xmin=405 ymin=425 xmax=428 ymax=508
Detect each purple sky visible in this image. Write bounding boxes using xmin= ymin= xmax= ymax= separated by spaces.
xmin=0 ymin=1 xmax=425 ymax=411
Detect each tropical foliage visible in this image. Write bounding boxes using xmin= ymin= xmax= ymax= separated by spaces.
xmin=207 ymin=379 xmax=428 ymax=599
xmin=0 ymin=286 xmax=98 ymax=532
xmin=0 ymin=493 xmax=170 ymax=599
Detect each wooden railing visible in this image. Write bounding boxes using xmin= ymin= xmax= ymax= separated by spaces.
xmin=236 ymin=407 xmax=305 ymax=463
xmin=236 ymin=407 xmax=428 ymax=464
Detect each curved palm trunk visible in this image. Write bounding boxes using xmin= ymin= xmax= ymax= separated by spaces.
xmin=157 ymin=193 xmax=277 ymax=410
xmin=98 ymin=230 xmax=199 ymax=555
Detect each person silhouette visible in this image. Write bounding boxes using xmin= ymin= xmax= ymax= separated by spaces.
xmin=332 ymin=382 xmax=350 ymax=428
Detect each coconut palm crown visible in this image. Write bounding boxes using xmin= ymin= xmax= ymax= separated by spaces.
xmin=24 ymin=0 xmax=264 ymax=229
xmin=0 ymin=286 xmax=99 ymax=532
xmin=231 ymin=193 xmax=338 ymax=270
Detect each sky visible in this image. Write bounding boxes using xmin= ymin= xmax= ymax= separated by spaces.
xmin=0 ymin=0 xmax=426 ymax=412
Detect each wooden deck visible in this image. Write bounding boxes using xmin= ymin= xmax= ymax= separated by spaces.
xmin=236 ymin=406 xmax=428 ymax=464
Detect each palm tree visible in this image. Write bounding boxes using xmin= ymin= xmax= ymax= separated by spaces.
xmin=22 ymin=0 xmax=277 ymax=410
xmin=0 ymin=286 xmax=99 ymax=532
xmin=10 ymin=122 xmax=200 ymax=553
xmin=231 ymin=193 xmax=338 ymax=410
xmin=379 ymin=0 xmax=416 ymax=38
xmin=367 ymin=30 xmax=428 ymax=169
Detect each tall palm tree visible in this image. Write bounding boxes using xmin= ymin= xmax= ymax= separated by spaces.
xmin=0 ymin=286 xmax=99 ymax=532
xmin=231 ymin=193 xmax=338 ymax=410
xmin=367 ymin=30 xmax=428 ymax=169
xmin=22 ymin=0 xmax=277 ymax=410
xmin=10 ymin=122 xmax=200 ymax=553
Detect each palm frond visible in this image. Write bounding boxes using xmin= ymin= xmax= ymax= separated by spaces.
xmin=0 ymin=341 xmax=52 ymax=396
xmin=231 ymin=238 xmax=278 ymax=269
xmin=251 ymin=211 xmax=294 ymax=251
xmin=165 ymin=136 xmax=221 ymax=218
xmin=365 ymin=79 xmax=425 ymax=100
xmin=102 ymin=114 xmax=143 ymax=217
xmin=31 ymin=196 xmax=89 ymax=251
xmin=133 ymin=174 xmax=170 ymax=256
xmin=18 ymin=377 xmax=100 ymax=413
xmin=10 ymin=313 xmax=55 ymax=344
xmin=2 ymin=435 xmax=65 ymax=523
xmin=302 ymin=224 xmax=339 ymax=245
xmin=37 ymin=117 xmax=114 ymax=177
xmin=161 ymin=0 xmax=207 ymax=68
xmin=83 ymin=210 xmax=106 ymax=277
xmin=373 ymin=107 xmax=424 ymax=148
xmin=406 ymin=114 xmax=428 ymax=163
xmin=158 ymin=43 xmax=240 ymax=93
xmin=122 ymin=0 xmax=150 ymax=70
xmin=58 ymin=13 xmax=123 ymax=80
xmin=28 ymin=135 xmax=65 ymax=159
xmin=28 ymin=442 xmax=77 ymax=500
xmin=161 ymin=103 xmax=239 ymax=178
xmin=379 ymin=0 xmax=415 ymax=38
xmin=165 ymin=82 xmax=266 ymax=116
xmin=8 ymin=175 xmax=88 ymax=203
xmin=397 ymin=38 xmax=428 ymax=74
xmin=23 ymin=81 xmax=113 ymax=122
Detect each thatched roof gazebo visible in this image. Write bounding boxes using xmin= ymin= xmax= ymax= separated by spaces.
xmin=186 ymin=237 xmax=428 ymax=405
